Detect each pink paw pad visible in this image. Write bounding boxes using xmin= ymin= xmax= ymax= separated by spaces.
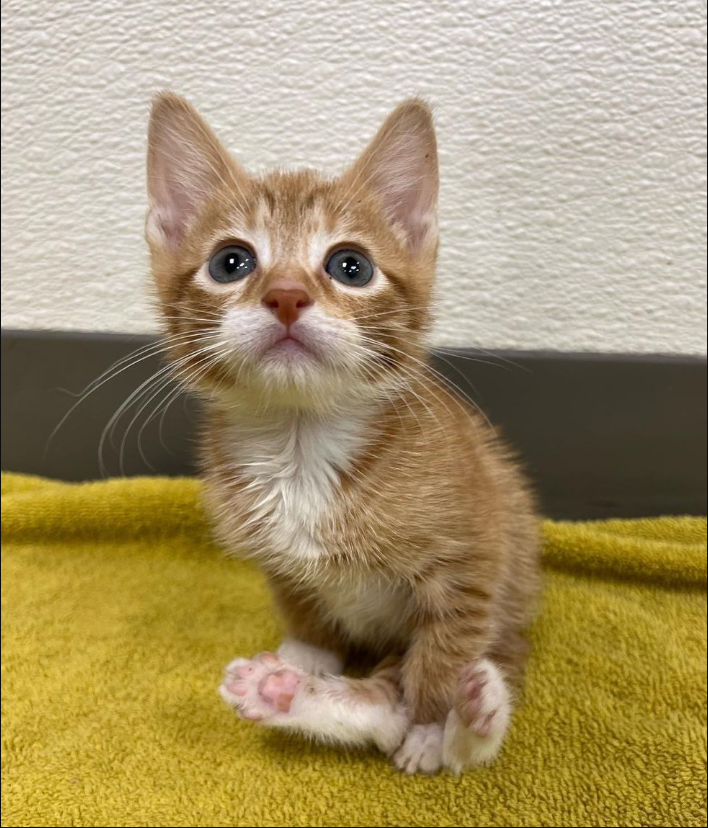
xmin=219 ymin=652 xmax=304 ymax=723
xmin=260 ymin=669 xmax=301 ymax=712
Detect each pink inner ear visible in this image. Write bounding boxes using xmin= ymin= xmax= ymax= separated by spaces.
xmin=154 ymin=183 xmax=200 ymax=249
xmin=153 ymin=204 xmax=187 ymax=250
xmin=399 ymin=174 xmax=438 ymax=250
xmin=148 ymin=143 xmax=208 ymax=248
xmin=147 ymin=95 xmax=242 ymax=250
xmin=348 ymin=103 xmax=438 ymax=251
xmin=378 ymin=158 xmax=437 ymax=250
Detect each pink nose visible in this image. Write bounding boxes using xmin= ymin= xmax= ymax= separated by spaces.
xmin=262 ymin=286 xmax=312 ymax=327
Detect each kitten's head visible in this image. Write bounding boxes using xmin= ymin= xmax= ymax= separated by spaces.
xmin=146 ymin=93 xmax=438 ymax=410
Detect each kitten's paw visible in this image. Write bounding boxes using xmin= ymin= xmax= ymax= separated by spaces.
xmin=219 ymin=652 xmax=304 ymax=723
xmin=443 ymin=658 xmax=511 ymax=772
xmin=456 ymin=659 xmax=509 ymax=737
xmin=393 ymin=723 xmax=445 ymax=775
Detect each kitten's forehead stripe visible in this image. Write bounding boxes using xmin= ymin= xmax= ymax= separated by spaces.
xmin=261 ymin=187 xmax=277 ymax=214
xmin=228 ymin=179 xmax=348 ymax=278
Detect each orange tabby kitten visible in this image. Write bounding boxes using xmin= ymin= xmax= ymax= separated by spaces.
xmin=146 ymin=93 xmax=540 ymax=774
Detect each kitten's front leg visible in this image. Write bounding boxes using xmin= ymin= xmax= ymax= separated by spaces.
xmin=397 ymin=611 xmax=512 ymax=775
xmin=219 ymin=653 xmax=408 ymax=754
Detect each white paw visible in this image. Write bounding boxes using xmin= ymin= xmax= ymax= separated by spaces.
xmin=219 ymin=652 xmax=305 ymax=724
xmin=394 ymin=723 xmax=445 ymax=775
xmin=443 ymin=658 xmax=511 ymax=772
xmin=276 ymin=638 xmax=343 ymax=675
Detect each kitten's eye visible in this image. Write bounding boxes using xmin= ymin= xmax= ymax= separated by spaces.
xmin=208 ymin=245 xmax=256 ymax=283
xmin=325 ymin=249 xmax=374 ymax=287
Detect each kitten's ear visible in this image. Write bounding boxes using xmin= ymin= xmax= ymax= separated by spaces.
xmin=343 ymin=99 xmax=438 ymax=251
xmin=146 ymin=92 xmax=244 ymax=250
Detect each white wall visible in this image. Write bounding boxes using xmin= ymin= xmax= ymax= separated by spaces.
xmin=2 ymin=0 xmax=706 ymax=354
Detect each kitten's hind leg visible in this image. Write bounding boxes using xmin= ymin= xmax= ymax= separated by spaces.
xmin=442 ymin=658 xmax=512 ymax=773
xmin=219 ymin=653 xmax=408 ymax=754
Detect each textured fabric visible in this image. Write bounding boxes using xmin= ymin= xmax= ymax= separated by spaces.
xmin=2 ymin=474 xmax=706 ymax=827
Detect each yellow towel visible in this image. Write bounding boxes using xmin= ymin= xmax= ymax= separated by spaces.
xmin=2 ymin=474 xmax=706 ymax=828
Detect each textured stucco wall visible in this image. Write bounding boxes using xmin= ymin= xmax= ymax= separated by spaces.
xmin=2 ymin=0 xmax=706 ymax=353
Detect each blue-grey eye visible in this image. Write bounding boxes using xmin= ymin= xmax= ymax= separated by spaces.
xmin=325 ymin=249 xmax=374 ymax=287
xmin=208 ymin=245 xmax=256 ymax=283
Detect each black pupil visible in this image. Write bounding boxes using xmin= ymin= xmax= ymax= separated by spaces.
xmin=339 ymin=256 xmax=360 ymax=279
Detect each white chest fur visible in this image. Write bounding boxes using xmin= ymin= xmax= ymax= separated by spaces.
xmin=225 ymin=405 xmax=371 ymax=562
xmin=221 ymin=401 xmax=413 ymax=647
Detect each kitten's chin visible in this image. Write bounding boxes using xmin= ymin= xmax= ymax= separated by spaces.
xmin=224 ymin=353 xmax=353 ymax=411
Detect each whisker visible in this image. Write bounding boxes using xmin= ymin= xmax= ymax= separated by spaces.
xmin=105 ymin=336 xmax=221 ymax=452
xmin=354 ymin=334 xmax=496 ymax=433
xmin=44 ymin=331 xmax=213 ymax=459
xmin=113 ymin=340 xmax=225 ymax=474
xmin=132 ymin=347 xmax=227 ymax=472
xmin=99 ymin=362 xmax=176 ymax=476
xmin=356 ymin=317 xmax=525 ymax=373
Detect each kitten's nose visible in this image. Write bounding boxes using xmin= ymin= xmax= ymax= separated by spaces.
xmin=262 ymin=285 xmax=313 ymax=327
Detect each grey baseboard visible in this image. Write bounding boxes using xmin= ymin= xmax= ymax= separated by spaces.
xmin=1 ymin=328 xmax=706 ymax=520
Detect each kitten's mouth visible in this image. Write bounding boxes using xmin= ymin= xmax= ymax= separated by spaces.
xmin=264 ymin=333 xmax=315 ymax=359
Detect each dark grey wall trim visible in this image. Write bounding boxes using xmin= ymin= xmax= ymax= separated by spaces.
xmin=2 ymin=329 xmax=706 ymax=520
